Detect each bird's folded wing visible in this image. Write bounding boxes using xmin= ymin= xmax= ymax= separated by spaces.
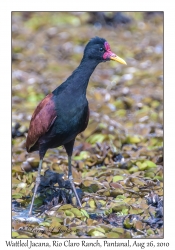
xmin=26 ymin=93 xmax=57 ymax=152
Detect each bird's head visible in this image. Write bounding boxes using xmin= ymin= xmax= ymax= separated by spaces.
xmin=83 ymin=36 xmax=126 ymax=65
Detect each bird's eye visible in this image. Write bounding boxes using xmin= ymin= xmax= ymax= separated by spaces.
xmin=99 ymin=47 xmax=104 ymax=52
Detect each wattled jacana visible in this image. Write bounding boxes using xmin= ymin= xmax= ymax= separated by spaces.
xmin=26 ymin=37 xmax=126 ymax=215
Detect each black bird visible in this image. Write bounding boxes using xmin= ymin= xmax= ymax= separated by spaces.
xmin=26 ymin=37 xmax=126 ymax=215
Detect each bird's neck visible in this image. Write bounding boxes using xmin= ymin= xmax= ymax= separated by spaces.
xmin=65 ymin=58 xmax=99 ymax=96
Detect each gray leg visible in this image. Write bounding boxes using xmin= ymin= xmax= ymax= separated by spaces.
xmin=28 ymin=159 xmax=43 ymax=215
xmin=68 ymin=156 xmax=82 ymax=207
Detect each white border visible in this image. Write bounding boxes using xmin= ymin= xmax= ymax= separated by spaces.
xmin=1 ymin=1 xmax=174 ymax=249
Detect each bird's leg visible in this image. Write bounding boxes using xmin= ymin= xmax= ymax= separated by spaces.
xmin=28 ymin=159 xmax=43 ymax=215
xmin=68 ymin=156 xmax=82 ymax=207
xmin=64 ymin=139 xmax=82 ymax=207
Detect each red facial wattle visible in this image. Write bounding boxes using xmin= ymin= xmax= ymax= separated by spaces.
xmin=103 ymin=41 xmax=116 ymax=60
xmin=103 ymin=41 xmax=127 ymax=65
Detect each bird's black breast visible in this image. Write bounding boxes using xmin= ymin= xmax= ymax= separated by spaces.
xmin=39 ymin=94 xmax=89 ymax=147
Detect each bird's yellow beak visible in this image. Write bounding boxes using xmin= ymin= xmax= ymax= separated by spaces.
xmin=110 ymin=55 xmax=127 ymax=65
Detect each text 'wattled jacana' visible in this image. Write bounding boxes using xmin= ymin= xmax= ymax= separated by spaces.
xmin=26 ymin=37 xmax=126 ymax=215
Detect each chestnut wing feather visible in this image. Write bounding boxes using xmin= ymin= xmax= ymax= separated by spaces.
xmin=26 ymin=93 xmax=57 ymax=152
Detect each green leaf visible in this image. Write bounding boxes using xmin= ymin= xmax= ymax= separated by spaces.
xmin=89 ymin=199 xmax=96 ymax=208
xmin=98 ymin=200 xmax=106 ymax=206
xmin=70 ymin=208 xmax=82 ymax=217
xmin=39 ymin=222 xmax=51 ymax=227
xmin=86 ymin=134 xmax=106 ymax=144
xmin=88 ymin=229 xmax=105 ymax=237
xmin=113 ymin=175 xmax=124 ymax=182
xmin=122 ymin=208 xmax=129 ymax=215
xmin=126 ymin=135 xmax=142 ymax=144
xmin=34 ymin=197 xmax=43 ymax=206
xmin=12 ymin=231 xmax=19 ymax=238
xmin=16 ymin=235 xmax=30 ymax=238
xmin=50 ymin=218 xmax=62 ymax=228
xmin=129 ymin=207 xmax=143 ymax=215
xmin=12 ymin=193 xmax=23 ymax=199
xmin=73 ymin=151 xmax=90 ymax=160
xmin=129 ymin=166 xmax=139 ymax=173
xmin=111 ymin=227 xmax=124 ymax=234
xmin=81 ymin=209 xmax=89 ymax=218
xmin=115 ymin=195 xmax=125 ymax=200
xmin=106 ymin=232 xmax=120 ymax=238
xmin=65 ymin=210 xmax=75 ymax=217
xmin=112 ymin=202 xmax=129 ymax=212
xmin=154 ymin=175 xmax=163 ymax=181
xmin=116 ymin=109 xmax=127 ymax=117
xmin=147 ymin=229 xmax=155 ymax=236
xmin=123 ymin=218 xmax=133 ymax=229
xmin=145 ymin=160 xmax=156 ymax=168
xmin=59 ymin=204 xmax=73 ymax=210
